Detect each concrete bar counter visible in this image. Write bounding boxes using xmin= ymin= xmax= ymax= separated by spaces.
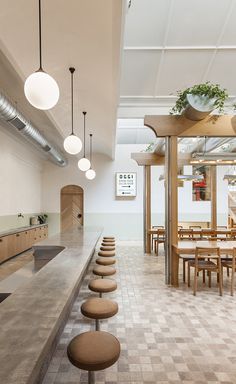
xmin=0 ymin=226 xmax=102 ymax=384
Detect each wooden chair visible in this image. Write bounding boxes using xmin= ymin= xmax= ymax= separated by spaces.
xmin=151 ymin=226 xmax=164 ymax=250
xmin=230 ymin=229 xmax=236 ymax=240
xmin=201 ymin=229 xmax=217 ymax=240
xmin=216 ymin=226 xmax=228 ymax=241
xmin=154 ymin=228 xmax=165 ymax=255
xmin=222 ymin=248 xmax=236 ymax=296
xmin=187 ymin=246 xmax=223 ymax=296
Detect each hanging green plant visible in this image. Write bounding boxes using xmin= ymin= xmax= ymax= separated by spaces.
xmin=170 ymin=82 xmax=229 ymax=115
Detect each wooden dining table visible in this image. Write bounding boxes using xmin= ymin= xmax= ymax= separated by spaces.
xmin=172 ymin=240 xmax=236 ymax=286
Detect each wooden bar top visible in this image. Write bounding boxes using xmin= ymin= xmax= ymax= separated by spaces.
xmin=0 ymin=226 xmax=102 ymax=384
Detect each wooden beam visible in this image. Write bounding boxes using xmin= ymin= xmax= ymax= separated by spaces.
xmin=144 ymin=115 xmax=236 ymax=137
xmin=165 ymin=137 xmax=179 ymax=285
xmin=144 ymin=165 xmax=151 ymax=254
xmin=210 ymin=165 xmax=217 ymax=229
xmin=131 ymin=152 xmax=164 ymax=166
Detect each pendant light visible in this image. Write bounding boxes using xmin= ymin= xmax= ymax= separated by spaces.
xmin=63 ymin=68 xmax=82 ymax=155
xmin=78 ymin=112 xmax=91 ymax=171
xmin=86 ymin=134 xmax=96 ymax=180
xmin=24 ymin=0 xmax=59 ymax=110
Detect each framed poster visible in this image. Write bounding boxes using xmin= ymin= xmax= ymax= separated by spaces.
xmin=116 ymin=172 xmax=137 ymax=197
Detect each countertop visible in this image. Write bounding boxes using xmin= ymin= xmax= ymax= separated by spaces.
xmin=0 ymin=225 xmax=103 ymax=384
xmin=0 ymin=223 xmax=48 ymax=238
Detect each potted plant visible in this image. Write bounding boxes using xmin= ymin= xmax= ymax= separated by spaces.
xmin=38 ymin=214 xmax=48 ymax=224
xmin=170 ymin=82 xmax=229 ymax=121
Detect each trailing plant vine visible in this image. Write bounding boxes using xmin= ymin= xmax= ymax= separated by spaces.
xmin=170 ymin=82 xmax=228 ymax=115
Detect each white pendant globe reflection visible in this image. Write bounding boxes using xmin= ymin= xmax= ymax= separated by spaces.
xmin=78 ymin=157 xmax=91 ymax=171
xmin=64 ymin=134 xmax=82 ymax=155
xmin=86 ymin=169 xmax=96 ymax=180
xmin=24 ymin=71 xmax=59 ymax=110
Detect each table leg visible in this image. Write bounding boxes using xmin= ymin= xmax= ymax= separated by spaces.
xmin=171 ymin=246 xmax=179 ymax=286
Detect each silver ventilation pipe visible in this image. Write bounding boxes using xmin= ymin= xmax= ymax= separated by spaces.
xmin=0 ymin=92 xmax=67 ymax=167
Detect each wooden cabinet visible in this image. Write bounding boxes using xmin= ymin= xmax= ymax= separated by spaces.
xmin=0 ymin=224 xmax=48 ymax=264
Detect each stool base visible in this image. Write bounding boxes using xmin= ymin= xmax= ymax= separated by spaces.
xmin=88 ymin=371 xmax=95 ymax=384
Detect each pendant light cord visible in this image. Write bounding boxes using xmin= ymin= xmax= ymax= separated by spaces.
xmin=69 ymin=68 xmax=75 ymax=135
xmin=89 ymin=134 xmax=93 ymax=164
xmin=38 ymin=0 xmax=42 ymax=70
xmin=83 ymin=112 xmax=87 ymax=157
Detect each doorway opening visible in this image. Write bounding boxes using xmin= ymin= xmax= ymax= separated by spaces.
xmin=60 ymin=185 xmax=84 ymax=232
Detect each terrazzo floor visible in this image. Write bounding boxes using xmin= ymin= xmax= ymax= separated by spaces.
xmin=40 ymin=244 xmax=236 ymax=383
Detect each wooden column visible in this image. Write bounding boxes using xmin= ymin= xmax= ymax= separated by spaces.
xmin=165 ymin=136 xmax=178 ymax=285
xmin=210 ymin=165 xmax=217 ymax=229
xmin=143 ymin=165 xmax=151 ymax=253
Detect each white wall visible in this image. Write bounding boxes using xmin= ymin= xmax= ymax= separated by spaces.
xmin=41 ymin=144 xmax=146 ymax=238
xmin=0 ymin=127 xmax=43 ymax=230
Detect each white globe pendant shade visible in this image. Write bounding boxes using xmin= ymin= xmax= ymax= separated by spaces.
xmin=86 ymin=168 xmax=96 ymax=180
xmin=64 ymin=134 xmax=82 ymax=155
xmin=78 ymin=157 xmax=91 ymax=172
xmin=24 ymin=70 xmax=59 ymax=110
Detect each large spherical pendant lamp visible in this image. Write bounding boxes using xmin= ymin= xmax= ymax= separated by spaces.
xmin=85 ymin=134 xmax=96 ymax=180
xmin=85 ymin=168 xmax=96 ymax=180
xmin=24 ymin=0 xmax=59 ymax=110
xmin=78 ymin=111 xmax=91 ymax=171
xmin=63 ymin=68 xmax=82 ymax=155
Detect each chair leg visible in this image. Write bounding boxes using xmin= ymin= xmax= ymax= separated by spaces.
xmin=88 ymin=371 xmax=95 ymax=384
xmin=188 ymin=264 xmax=191 ymax=287
xmin=203 ymin=270 xmax=205 ymax=284
xmin=227 ymin=267 xmax=230 ymax=277
xmin=155 ymin=242 xmax=159 ymax=256
xmin=208 ymin=272 xmax=211 ymax=288
xmin=193 ymin=268 xmax=198 ymax=296
xmin=219 ymin=268 xmax=223 ymax=296
xmin=231 ymin=268 xmax=234 ymax=296
xmin=183 ymin=260 xmax=185 ymax=283
xmin=99 ymin=292 xmax=102 ymax=298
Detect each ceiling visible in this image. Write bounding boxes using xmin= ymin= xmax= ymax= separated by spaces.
xmin=0 ymin=0 xmax=124 ymax=159
xmin=120 ymin=0 xmax=236 ymax=114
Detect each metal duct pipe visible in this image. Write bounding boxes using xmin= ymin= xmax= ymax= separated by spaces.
xmin=0 ymin=92 xmax=67 ymax=167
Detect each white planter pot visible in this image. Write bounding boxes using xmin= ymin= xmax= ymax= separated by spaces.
xmin=184 ymin=94 xmax=216 ymax=121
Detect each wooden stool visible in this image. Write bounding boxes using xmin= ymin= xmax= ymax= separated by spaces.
xmin=98 ymin=250 xmax=115 ymax=257
xmin=81 ymin=298 xmax=118 ymax=330
xmin=93 ymin=265 xmax=116 ymax=278
xmin=96 ymin=257 xmax=116 ymax=266
xmin=100 ymin=246 xmax=115 ymax=251
xmin=67 ymin=331 xmax=120 ymax=384
xmin=88 ymin=278 xmax=117 ymax=297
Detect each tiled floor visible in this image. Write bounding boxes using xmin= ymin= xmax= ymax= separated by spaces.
xmin=42 ymin=244 xmax=236 ymax=384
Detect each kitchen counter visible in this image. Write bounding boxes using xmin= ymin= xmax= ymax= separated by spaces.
xmin=0 ymin=223 xmax=47 ymax=238
xmin=0 ymin=225 xmax=102 ymax=384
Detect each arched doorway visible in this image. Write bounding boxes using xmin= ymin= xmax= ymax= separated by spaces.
xmin=60 ymin=185 xmax=84 ymax=232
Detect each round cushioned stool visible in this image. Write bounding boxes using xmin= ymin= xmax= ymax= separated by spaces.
xmin=101 ymin=242 xmax=115 ymax=247
xmin=89 ymin=278 xmax=117 ymax=297
xmin=100 ymin=246 xmax=115 ymax=251
xmin=98 ymin=250 xmax=115 ymax=257
xmin=81 ymin=298 xmax=118 ymax=330
xmin=96 ymin=257 xmax=116 ymax=266
xmin=67 ymin=331 xmax=120 ymax=384
xmin=93 ymin=265 xmax=116 ymax=278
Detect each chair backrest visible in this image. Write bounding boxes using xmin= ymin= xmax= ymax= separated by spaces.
xmin=178 ymin=225 xmax=183 ymax=229
xmin=231 ymin=229 xmax=236 ymax=239
xmin=217 ymin=226 xmax=227 ymax=229
xmin=152 ymin=225 xmax=164 ymax=229
xmin=195 ymin=246 xmax=220 ymax=259
xmin=157 ymin=228 xmax=165 ymax=239
xmin=179 ymin=228 xmax=193 ymax=239
xmin=189 ymin=225 xmax=202 ymax=229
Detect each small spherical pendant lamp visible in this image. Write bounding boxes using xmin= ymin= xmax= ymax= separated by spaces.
xmin=85 ymin=134 xmax=96 ymax=180
xmin=63 ymin=68 xmax=82 ymax=155
xmin=78 ymin=111 xmax=91 ymax=171
xmin=24 ymin=0 xmax=59 ymax=110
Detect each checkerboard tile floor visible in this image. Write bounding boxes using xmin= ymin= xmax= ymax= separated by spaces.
xmin=43 ymin=244 xmax=236 ymax=384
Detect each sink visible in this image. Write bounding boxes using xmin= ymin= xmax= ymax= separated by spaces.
xmin=33 ymin=246 xmax=65 ymax=270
